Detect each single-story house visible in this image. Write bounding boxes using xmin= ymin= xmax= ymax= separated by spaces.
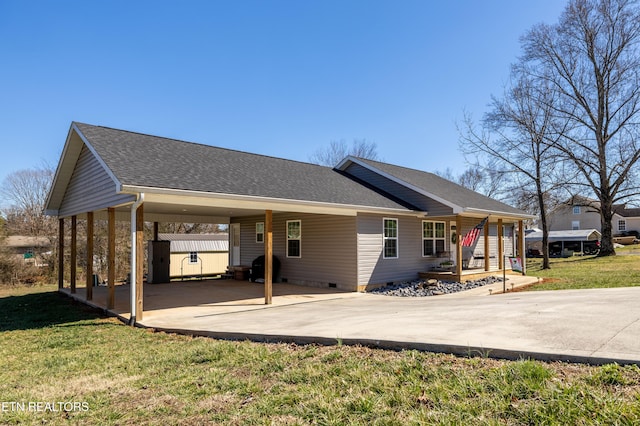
xmin=2 ymin=235 xmax=52 ymax=266
xmin=525 ymin=229 xmax=601 ymax=257
xmin=154 ymin=233 xmax=228 ymax=280
xmin=45 ymin=122 xmax=533 ymax=323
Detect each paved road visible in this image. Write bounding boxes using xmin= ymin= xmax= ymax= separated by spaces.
xmin=141 ymin=286 xmax=640 ymax=365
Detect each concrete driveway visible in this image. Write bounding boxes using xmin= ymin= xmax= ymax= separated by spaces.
xmin=135 ymin=283 xmax=640 ymax=365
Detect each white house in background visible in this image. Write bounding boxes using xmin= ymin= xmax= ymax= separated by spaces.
xmin=548 ymin=196 xmax=640 ymax=244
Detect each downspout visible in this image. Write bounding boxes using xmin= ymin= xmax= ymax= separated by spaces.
xmin=129 ymin=193 xmax=145 ymax=325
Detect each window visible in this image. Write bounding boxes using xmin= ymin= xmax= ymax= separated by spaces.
xmin=287 ymin=220 xmax=301 ymax=258
xmin=189 ymin=251 xmax=198 ymax=264
xmin=571 ymin=221 xmax=580 ymax=230
xmin=619 ymin=220 xmax=627 ymax=232
xmin=256 ymin=222 xmax=264 ymax=243
xmin=383 ymin=218 xmax=398 ymax=259
xmin=573 ymin=206 xmax=581 ymax=214
xmin=423 ymin=221 xmax=446 ymax=256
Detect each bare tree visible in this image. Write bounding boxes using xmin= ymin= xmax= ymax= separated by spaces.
xmin=309 ymin=139 xmax=380 ymax=166
xmin=435 ymin=164 xmax=506 ymax=199
xmin=459 ymin=71 xmax=567 ymax=269
xmin=521 ymin=0 xmax=640 ymax=256
xmin=0 ymin=165 xmax=55 ymax=237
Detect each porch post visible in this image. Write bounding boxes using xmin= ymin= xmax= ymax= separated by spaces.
xmin=483 ymin=219 xmax=490 ymax=272
xmin=129 ymin=196 xmax=144 ymax=324
xmin=135 ymin=203 xmax=144 ymax=320
xmin=518 ymin=220 xmax=526 ymax=275
xmin=86 ymin=211 xmax=94 ymax=301
xmin=107 ymin=208 xmax=115 ymax=310
xmin=455 ymin=215 xmax=463 ymax=278
xmin=153 ymin=222 xmax=159 ymax=241
xmin=265 ymin=209 xmax=273 ymax=305
xmin=58 ymin=218 xmax=64 ymax=289
xmin=70 ymin=215 xmax=77 ymax=294
xmin=497 ymin=219 xmax=504 ymax=271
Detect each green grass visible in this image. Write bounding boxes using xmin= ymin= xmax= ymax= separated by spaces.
xmin=526 ymin=249 xmax=640 ymax=291
xmin=1 ymin=285 xmax=640 ymax=424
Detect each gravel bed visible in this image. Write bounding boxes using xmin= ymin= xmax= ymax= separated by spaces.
xmin=367 ymin=276 xmax=506 ymax=297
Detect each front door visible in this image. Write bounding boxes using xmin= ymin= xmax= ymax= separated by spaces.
xmin=230 ymin=223 xmax=241 ymax=266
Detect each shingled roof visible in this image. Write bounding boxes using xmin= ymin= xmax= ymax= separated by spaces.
xmin=71 ymin=123 xmax=410 ymax=211
xmin=340 ymin=157 xmax=527 ymax=217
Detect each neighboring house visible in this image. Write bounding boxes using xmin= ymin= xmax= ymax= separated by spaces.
xmin=548 ymin=196 xmax=640 ymax=243
xmin=156 ymin=233 xmax=228 ymax=279
xmin=45 ymin=122 xmax=532 ymax=320
xmin=3 ymin=236 xmax=51 ymax=266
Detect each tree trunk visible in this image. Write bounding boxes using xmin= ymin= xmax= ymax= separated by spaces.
xmin=598 ymin=198 xmax=616 ymax=256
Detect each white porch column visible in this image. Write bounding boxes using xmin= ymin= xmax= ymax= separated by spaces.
xmin=129 ymin=194 xmax=145 ymax=324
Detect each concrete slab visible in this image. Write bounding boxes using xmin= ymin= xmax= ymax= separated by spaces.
xmin=62 ymin=277 xmax=640 ymax=365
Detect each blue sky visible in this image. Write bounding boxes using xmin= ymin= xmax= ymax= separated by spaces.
xmin=0 ymin=1 xmax=567 ymax=196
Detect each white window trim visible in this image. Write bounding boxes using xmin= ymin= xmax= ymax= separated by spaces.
xmin=573 ymin=206 xmax=581 ymax=214
xmin=286 ymin=220 xmax=301 ymax=258
xmin=422 ymin=220 xmax=446 ymax=257
xmin=189 ymin=251 xmax=199 ymax=264
xmin=618 ymin=220 xmax=627 ymax=232
xmin=256 ymin=222 xmax=264 ymax=243
xmin=571 ymin=221 xmax=580 ymax=230
xmin=383 ymin=218 xmax=399 ymax=259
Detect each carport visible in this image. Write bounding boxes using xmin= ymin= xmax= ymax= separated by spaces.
xmin=525 ymin=229 xmax=601 ymax=256
xmin=45 ymin=123 xmax=407 ymax=324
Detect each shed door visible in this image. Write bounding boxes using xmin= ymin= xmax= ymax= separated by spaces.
xmin=230 ymin=223 xmax=241 ymax=266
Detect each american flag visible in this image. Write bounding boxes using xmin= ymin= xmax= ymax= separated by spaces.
xmin=461 ymin=217 xmax=489 ymax=247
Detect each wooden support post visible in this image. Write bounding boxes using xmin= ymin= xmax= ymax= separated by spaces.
xmin=58 ymin=218 xmax=64 ymax=289
xmin=484 ymin=219 xmax=490 ymax=272
xmin=455 ymin=215 xmax=463 ymax=279
xmin=107 ymin=208 xmax=115 ymax=310
xmin=498 ymin=219 xmax=504 ymax=271
xmin=86 ymin=212 xmax=94 ymax=301
xmin=265 ymin=210 xmax=273 ymax=305
xmin=70 ymin=215 xmax=77 ymax=294
xmin=153 ymin=222 xmax=159 ymax=241
xmin=135 ymin=204 xmax=144 ymax=320
xmin=518 ymin=220 xmax=526 ymax=275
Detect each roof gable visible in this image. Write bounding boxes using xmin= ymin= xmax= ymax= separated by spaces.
xmin=54 ymin=123 xmax=410 ymax=213
xmin=336 ymin=157 xmax=529 ymax=218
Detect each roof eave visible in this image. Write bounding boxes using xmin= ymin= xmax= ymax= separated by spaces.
xmin=121 ymin=184 xmax=417 ymax=217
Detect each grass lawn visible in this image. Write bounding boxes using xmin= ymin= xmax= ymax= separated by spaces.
xmin=525 ymin=248 xmax=640 ymax=291
xmin=1 ymin=285 xmax=640 ymax=424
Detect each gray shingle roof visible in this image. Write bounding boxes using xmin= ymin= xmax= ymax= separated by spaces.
xmin=74 ymin=123 xmax=409 ymax=211
xmin=353 ymin=158 xmax=526 ymax=216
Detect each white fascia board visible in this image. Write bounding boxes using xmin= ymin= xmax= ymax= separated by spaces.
xmin=121 ymin=185 xmax=414 ymax=217
xmin=337 ymin=156 xmax=463 ymax=213
xmin=463 ymin=207 xmax=537 ymax=221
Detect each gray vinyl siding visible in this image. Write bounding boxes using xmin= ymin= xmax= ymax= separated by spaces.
xmin=357 ymin=213 xmax=427 ymax=286
xmin=342 ymin=163 xmax=453 ymax=215
xmin=232 ymin=213 xmax=358 ymax=291
xmin=59 ymin=146 xmax=134 ymax=217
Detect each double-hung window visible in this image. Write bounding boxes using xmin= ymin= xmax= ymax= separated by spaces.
xmin=383 ymin=218 xmax=398 ymax=259
xmin=287 ymin=220 xmax=301 ymax=258
xmin=423 ymin=221 xmax=446 ymax=256
xmin=256 ymin=222 xmax=264 ymax=243
xmin=619 ymin=220 xmax=627 ymax=232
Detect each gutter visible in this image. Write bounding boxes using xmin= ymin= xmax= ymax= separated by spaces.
xmin=129 ymin=193 xmax=144 ymax=325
